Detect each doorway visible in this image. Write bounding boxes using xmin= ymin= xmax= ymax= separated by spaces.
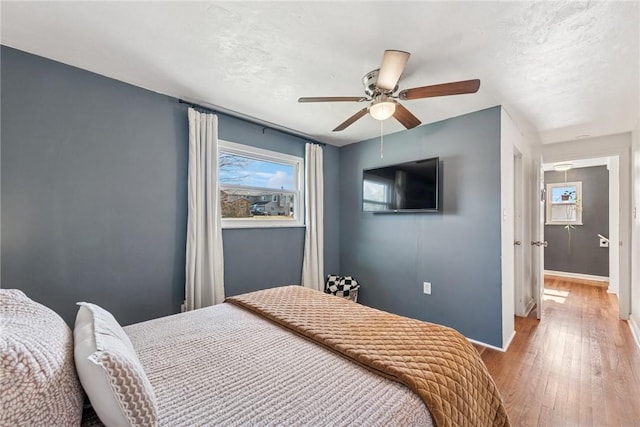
xmin=536 ymin=155 xmax=623 ymax=318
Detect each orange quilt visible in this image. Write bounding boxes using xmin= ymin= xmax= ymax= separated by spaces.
xmin=226 ymin=285 xmax=510 ymax=427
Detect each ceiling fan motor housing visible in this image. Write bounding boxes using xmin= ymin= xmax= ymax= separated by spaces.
xmin=363 ymin=69 xmax=397 ymax=97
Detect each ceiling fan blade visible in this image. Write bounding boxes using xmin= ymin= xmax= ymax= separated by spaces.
xmin=377 ymin=50 xmax=410 ymax=91
xmin=393 ymin=103 xmax=422 ymax=129
xmin=298 ymin=96 xmax=365 ymax=103
xmin=399 ymin=79 xmax=481 ymax=100
xmin=333 ymin=108 xmax=369 ymax=132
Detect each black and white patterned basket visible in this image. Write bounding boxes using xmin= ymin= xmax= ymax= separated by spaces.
xmin=325 ymin=275 xmax=360 ymax=302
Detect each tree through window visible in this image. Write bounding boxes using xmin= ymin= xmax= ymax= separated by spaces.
xmin=218 ymin=141 xmax=303 ymax=228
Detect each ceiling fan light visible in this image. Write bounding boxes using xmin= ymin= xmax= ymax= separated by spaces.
xmin=553 ymin=163 xmax=573 ymax=171
xmin=369 ymin=100 xmax=396 ymax=121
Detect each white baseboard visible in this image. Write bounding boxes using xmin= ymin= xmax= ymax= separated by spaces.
xmin=502 ymin=330 xmax=516 ymax=351
xmin=544 ymin=270 xmax=609 ymax=283
xmin=629 ymin=315 xmax=640 ymax=350
xmin=515 ymin=298 xmax=534 ymax=317
xmin=524 ymin=298 xmax=535 ymax=316
xmin=468 ymin=330 xmax=515 ymax=353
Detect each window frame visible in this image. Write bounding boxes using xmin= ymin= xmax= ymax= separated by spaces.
xmin=218 ymin=140 xmax=304 ymax=229
xmin=545 ymin=181 xmax=583 ymax=225
xmin=362 ymin=175 xmax=393 ymax=212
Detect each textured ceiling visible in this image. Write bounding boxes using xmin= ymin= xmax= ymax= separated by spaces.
xmin=1 ymin=1 xmax=638 ymax=146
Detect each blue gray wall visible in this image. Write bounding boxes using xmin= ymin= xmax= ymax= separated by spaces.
xmin=339 ymin=107 xmax=503 ymax=346
xmin=2 ymin=46 xmax=501 ymax=345
xmin=1 ymin=46 xmax=339 ymax=326
xmin=544 ymin=166 xmax=609 ymax=276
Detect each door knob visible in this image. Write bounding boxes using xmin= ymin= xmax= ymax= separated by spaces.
xmin=514 ymin=241 xmax=522 ymax=245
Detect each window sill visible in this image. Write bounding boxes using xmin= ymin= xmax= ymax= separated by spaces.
xmin=222 ymin=220 xmax=305 ymax=229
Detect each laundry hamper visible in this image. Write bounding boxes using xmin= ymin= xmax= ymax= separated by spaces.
xmin=325 ymin=275 xmax=360 ymax=302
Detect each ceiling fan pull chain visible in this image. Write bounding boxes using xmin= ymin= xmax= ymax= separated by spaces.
xmin=380 ymin=120 xmax=384 ymax=159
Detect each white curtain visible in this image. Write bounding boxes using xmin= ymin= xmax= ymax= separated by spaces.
xmin=185 ymin=108 xmax=224 ymax=310
xmin=301 ymin=143 xmax=324 ymax=291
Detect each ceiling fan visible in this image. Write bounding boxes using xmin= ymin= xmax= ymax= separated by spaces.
xmin=298 ymin=50 xmax=480 ymax=132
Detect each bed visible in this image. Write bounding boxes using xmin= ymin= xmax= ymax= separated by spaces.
xmin=1 ymin=286 xmax=509 ymax=427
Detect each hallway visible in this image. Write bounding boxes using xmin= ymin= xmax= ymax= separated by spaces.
xmin=479 ymin=277 xmax=640 ymax=426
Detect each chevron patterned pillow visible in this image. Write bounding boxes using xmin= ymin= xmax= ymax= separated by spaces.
xmin=74 ymin=302 xmax=158 ymax=427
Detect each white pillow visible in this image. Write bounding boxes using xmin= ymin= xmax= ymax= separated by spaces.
xmin=74 ymin=302 xmax=158 ymax=427
xmin=0 ymin=289 xmax=83 ymax=426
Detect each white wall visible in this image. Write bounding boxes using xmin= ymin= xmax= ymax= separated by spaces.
xmin=500 ymin=108 xmax=515 ymax=349
xmin=500 ymin=107 xmax=536 ymax=348
xmin=542 ymin=133 xmax=632 ymax=319
xmin=631 ymin=120 xmax=640 ymax=342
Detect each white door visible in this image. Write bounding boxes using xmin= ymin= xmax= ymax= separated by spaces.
xmin=532 ymin=154 xmax=546 ymax=319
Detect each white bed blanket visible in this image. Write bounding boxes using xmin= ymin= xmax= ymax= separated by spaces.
xmin=85 ymin=303 xmax=433 ymax=426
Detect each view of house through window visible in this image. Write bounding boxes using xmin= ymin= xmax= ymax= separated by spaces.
xmin=218 ymin=141 xmax=303 ymax=227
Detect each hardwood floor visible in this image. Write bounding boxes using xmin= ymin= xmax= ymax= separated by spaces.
xmin=479 ymin=277 xmax=640 ymax=426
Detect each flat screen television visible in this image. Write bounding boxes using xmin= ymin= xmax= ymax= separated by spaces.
xmin=362 ymin=157 xmax=439 ymax=213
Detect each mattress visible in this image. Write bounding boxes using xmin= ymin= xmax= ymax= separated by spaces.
xmin=83 ymin=303 xmax=433 ymax=426
xmin=228 ymin=286 xmax=509 ymax=427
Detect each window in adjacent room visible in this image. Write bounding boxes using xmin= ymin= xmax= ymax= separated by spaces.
xmin=218 ymin=140 xmax=303 ymax=228
xmin=545 ymin=181 xmax=582 ymax=225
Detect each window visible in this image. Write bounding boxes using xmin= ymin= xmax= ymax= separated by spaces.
xmin=545 ymin=181 xmax=582 ymax=225
xmin=362 ymin=176 xmax=392 ymax=211
xmin=218 ymin=140 xmax=303 ymax=228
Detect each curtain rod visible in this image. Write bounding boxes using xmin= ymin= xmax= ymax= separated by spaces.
xmin=178 ymin=99 xmax=325 ymax=146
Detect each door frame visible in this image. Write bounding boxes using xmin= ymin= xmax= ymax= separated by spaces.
xmin=540 ymin=134 xmax=631 ymax=319
xmin=540 ymin=156 xmax=620 ymax=292
xmin=513 ymin=152 xmax=524 ymax=315
xmin=608 ymin=156 xmax=620 ymax=295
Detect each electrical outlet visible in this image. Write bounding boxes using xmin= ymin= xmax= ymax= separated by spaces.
xmin=423 ymin=282 xmax=432 ymax=295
